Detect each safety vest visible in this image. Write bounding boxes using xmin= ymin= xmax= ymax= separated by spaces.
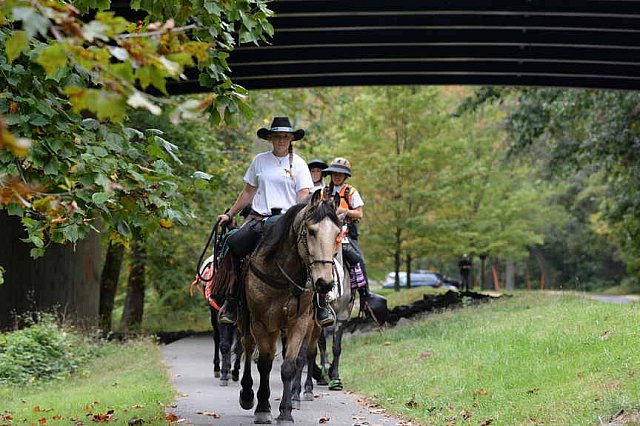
xmin=338 ymin=184 xmax=357 ymax=222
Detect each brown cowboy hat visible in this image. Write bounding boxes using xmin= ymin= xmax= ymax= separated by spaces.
xmin=257 ymin=116 xmax=305 ymax=141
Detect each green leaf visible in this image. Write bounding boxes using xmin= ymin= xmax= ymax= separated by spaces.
xmin=6 ymin=30 xmax=29 ymax=64
xmin=91 ymin=192 xmax=109 ymax=205
xmin=35 ymin=43 xmax=68 ymax=77
xmin=63 ymin=224 xmax=80 ymax=243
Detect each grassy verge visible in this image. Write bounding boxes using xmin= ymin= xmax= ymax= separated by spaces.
xmin=341 ymin=291 xmax=640 ymax=425
xmin=0 ymin=339 xmax=174 ymax=424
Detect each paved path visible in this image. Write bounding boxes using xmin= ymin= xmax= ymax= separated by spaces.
xmin=161 ymin=334 xmax=407 ymax=426
xmin=586 ymin=294 xmax=640 ymax=304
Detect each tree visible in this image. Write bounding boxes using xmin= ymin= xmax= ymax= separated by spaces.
xmin=0 ymin=0 xmax=273 ymax=324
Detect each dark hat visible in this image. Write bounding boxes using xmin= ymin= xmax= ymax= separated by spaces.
xmin=308 ymin=159 xmax=328 ymax=170
xmin=322 ymin=157 xmax=352 ymax=177
xmin=257 ymin=117 xmax=305 ymax=141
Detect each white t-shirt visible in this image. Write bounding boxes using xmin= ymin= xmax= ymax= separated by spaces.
xmin=244 ymin=151 xmax=314 ymax=216
xmin=331 ymin=183 xmax=364 ymax=208
xmin=311 ymin=182 xmax=324 ymax=193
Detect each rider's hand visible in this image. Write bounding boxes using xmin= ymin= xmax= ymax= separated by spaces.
xmin=337 ymin=207 xmax=348 ymax=216
xmin=217 ymin=213 xmax=232 ymax=224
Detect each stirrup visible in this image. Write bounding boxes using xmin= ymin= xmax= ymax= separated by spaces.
xmin=315 ymin=305 xmax=336 ymax=327
xmin=218 ymin=300 xmax=237 ymax=325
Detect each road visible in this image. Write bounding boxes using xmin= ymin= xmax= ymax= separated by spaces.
xmin=161 ymin=334 xmax=409 ymax=426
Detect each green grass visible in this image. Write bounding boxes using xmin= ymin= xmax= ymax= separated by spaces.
xmin=0 ymin=339 xmax=174 ymax=424
xmin=341 ymin=291 xmax=640 ymax=425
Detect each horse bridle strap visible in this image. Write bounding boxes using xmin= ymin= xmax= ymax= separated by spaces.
xmin=248 ymin=260 xmax=308 ymax=293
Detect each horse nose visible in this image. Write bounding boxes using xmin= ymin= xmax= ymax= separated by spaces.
xmin=314 ymin=278 xmax=334 ymax=294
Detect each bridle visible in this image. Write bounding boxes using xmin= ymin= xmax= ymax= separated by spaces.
xmin=273 ymin=211 xmax=339 ymax=293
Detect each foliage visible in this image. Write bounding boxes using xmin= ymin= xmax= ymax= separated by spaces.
xmin=0 ymin=0 xmax=273 ymax=282
xmin=0 ymin=338 xmax=173 ymax=424
xmin=462 ymin=87 xmax=640 ymax=286
xmin=0 ymin=314 xmax=103 ymax=386
xmin=341 ymin=292 xmax=640 ymax=425
xmin=311 ymin=86 xmax=566 ymax=280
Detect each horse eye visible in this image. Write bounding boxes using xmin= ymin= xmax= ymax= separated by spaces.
xmin=308 ymin=229 xmax=316 ymax=237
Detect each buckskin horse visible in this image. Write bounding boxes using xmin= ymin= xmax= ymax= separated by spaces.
xmin=238 ymin=189 xmax=342 ymax=424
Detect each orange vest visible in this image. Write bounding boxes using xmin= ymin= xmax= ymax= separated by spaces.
xmin=337 ymin=185 xmax=357 ymax=222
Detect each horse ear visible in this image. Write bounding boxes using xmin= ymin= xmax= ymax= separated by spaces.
xmin=310 ymin=188 xmax=323 ymax=206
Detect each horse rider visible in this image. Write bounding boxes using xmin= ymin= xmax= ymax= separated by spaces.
xmin=308 ymin=158 xmax=328 ymax=192
xmin=216 ymin=117 xmax=336 ymax=327
xmin=322 ymin=157 xmax=371 ymax=305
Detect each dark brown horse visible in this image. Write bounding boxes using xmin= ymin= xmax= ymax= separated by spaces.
xmin=238 ymin=189 xmax=342 ymax=424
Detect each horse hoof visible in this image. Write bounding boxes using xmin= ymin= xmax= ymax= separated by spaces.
xmin=220 ymin=379 xmax=229 ymax=387
xmin=303 ymin=391 xmax=314 ymax=401
xmin=291 ymin=399 xmax=300 ymax=410
xmin=232 ymin=372 xmax=240 ymax=382
xmin=214 ymin=371 xmax=221 ymax=378
xmin=239 ymin=395 xmax=254 ymax=410
xmin=275 ymin=416 xmax=294 ymax=425
xmin=254 ymin=412 xmax=272 ymax=424
xmin=328 ymin=379 xmax=343 ymax=391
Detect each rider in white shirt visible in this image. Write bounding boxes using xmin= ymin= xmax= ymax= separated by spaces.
xmin=216 ymin=117 xmax=334 ymax=326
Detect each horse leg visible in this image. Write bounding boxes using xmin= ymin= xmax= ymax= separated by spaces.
xmin=291 ymin=335 xmax=309 ymax=410
xmin=328 ymin=321 xmax=344 ymax=391
xmin=209 ymin=305 xmax=221 ymax=378
xmin=239 ymin=332 xmax=255 ymax=411
xmin=232 ymin=328 xmax=242 ymax=382
xmin=316 ymin=328 xmax=329 ymax=386
xmin=277 ymin=317 xmax=311 ymax=424
xmin=304 ymin=325 xmax=321 ymax=401
xmin=254 ymin=330 xmax=278 ymax=424
xmin=219 ymin=323 xmax=233 ymax=386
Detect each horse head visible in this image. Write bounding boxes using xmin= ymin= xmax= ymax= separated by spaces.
xmin=297 ymin=189 xmax=342 ymax=295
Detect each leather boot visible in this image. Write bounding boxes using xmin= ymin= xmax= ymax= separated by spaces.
xmin=314 ymin=293 xmax=335 ymax=327
xmin=218 ymin=298 xmax=237 ymax=325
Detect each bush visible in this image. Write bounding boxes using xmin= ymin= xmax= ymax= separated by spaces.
xmin=0 ymin=314 xmax=102 ymax=386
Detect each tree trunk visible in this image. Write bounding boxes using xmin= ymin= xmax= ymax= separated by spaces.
xmin=99 ymin=241 xmax=125 ymax=331
xmin=405 ymin=253 xmax=412 ymax=288
xmin=0 ymin=211 xmax=101 ymax=329
xmin=531 ymin=247 xmax=550 ymax=290
xmin=120 ymin=240 xmax=146 ymax=331
xmin=505 ymin=259 xmax=515 ymax=290
xmin=393 ymin=226 xmax=402 ymax=292
xmin=479 ymin=254 xmax=488 ymax=290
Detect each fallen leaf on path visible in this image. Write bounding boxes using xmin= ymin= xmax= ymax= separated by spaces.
xmin=131 ymin=405 xmax=144 ymax=409
xmin=369 ymin=408 xmax=386 ymax=414
xmin=52 ymin=415 xmax=62 ymax=420
xmin=600 ymin=330 xmax=612 ymax=340
xmin=460 ymin=409 xmax=473 ymax=420
xmin=383 ymin=341 xmax=391 ymax=346
xmin=480 ymin=419 xmax=494 ymax=426
xmin=319 ymin=416 xmax=330 ymax=423
xmin=196 ymin=411 xmax=220 ymax=418
xmin=33 ymin=407 xmax=42 ymax=412
xmin=164 ymin=413 xmax=179 ymax=422
xmin=352 ymin=415 xmax=366 ymax=420
xmin=38 ymin=418 xmax=46 ymax=425
xmin=474 ymin=388 xmax=487 ymax=396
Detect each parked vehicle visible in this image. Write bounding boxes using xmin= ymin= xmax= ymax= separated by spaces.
xmin=382 ymin=271 xmax=442 ymax=289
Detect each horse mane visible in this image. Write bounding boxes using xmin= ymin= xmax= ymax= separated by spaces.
xmin=260 ymin=200 xmax=341 ymax=259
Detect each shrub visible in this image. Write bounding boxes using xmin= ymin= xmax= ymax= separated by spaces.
xmin=0 ymin=314 xmax=102 ymax=386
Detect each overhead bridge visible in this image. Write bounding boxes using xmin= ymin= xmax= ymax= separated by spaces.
xmin=116 ymin=1 xmax=640 ymax=93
